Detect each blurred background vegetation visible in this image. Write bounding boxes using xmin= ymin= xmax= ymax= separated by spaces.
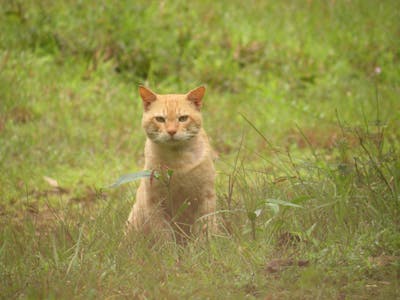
xmin=0 ymin=0 xmax=399 ymax=298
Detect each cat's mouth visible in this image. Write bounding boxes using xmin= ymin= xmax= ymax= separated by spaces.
xmin=162 ymin=135 xmax=190 ymax=145
xmin=152 ymin=136 xmax=182 ymax=145
xmin=151 ymin=133 xmax=194 ymax=145
xmin=167 ymin=136 xmax=182 ymax=143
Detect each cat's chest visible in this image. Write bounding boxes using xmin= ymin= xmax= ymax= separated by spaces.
xmin=144 ymin=138 xmax=214 ymax=202
xmin=145 ymin=136 xmax=207 ymax=170
xmin=148 ymin=149 xmax=203 ymax=171
xmin=152 ymin=166 xmax=206 ymax=192
xmin=146 ymin=162 xmax=214 ymax=201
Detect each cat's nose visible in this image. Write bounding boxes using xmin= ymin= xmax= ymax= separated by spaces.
xmin=167 ymin=129 xmax=177 ymax=136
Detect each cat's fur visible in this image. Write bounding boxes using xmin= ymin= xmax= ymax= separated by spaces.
xmin=127 ymin=86 xmax=216 ymax=241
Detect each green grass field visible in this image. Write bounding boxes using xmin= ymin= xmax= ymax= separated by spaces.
xmin=1 ymin=0 xmax=399 ymax=298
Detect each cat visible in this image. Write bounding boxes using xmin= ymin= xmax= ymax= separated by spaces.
xmin=126 ymin=86 xmax=216 ymax=241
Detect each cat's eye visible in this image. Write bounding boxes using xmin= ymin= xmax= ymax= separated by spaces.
xmin=155 ymin=116 xmax=165 ymax=123
xmin=178 ymin=115 xmax=189 ymax=122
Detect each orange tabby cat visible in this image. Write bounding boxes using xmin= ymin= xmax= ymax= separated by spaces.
xmin=127 ymin=86 xmax=216 ymax=241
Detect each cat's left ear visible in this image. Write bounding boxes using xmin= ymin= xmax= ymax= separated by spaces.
xmin=186 ymin=86 xmax=205 ymax=110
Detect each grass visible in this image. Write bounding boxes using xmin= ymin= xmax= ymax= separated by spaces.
xmin=1 ymin=0 xmax=399 ymax=298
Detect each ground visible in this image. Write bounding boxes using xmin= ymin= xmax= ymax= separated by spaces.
xmin=1 ymin=1 xmax=399 ymax=299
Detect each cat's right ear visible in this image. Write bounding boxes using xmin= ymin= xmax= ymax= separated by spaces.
xmin=139 ymin=86 xmax=157 ymax=111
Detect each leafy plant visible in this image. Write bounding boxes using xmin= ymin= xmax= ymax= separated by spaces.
xmin=107 ymin=170 xmax=153 ymax=188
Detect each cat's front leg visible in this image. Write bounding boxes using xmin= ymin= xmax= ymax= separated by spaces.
xmin=194 ymin=192 xmax=217 ymax=237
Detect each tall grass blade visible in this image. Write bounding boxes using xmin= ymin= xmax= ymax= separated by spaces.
xmin=66 ymin=225 xmax=84 ymax=276
xmin=265 ymin=198 xmax=303 ymax=208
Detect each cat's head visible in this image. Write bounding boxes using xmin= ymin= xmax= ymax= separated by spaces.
xmin=139 ymin=86 xmax=205 ymax=145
